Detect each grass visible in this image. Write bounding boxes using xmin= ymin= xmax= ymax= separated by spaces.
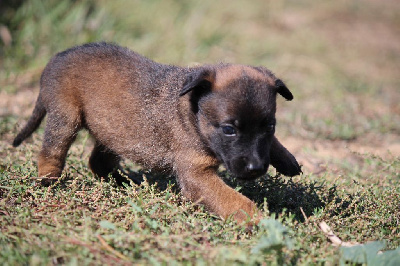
xmin=1 ymin=137 xmax=399 ymax=264
xmin=1 ymin=0 xmax=400 ymax=264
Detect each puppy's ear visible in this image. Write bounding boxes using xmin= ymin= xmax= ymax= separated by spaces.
xmin=179 ymin=68 xmax=215 ymax=97
xmin=253 ymin=66 xmax=294 ymax=101
xmin=275 ymin=79 xmax=293 ymax=101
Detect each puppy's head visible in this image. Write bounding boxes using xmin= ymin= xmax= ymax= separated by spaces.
xmin=180 ymin=64 xmax=293 ymax=180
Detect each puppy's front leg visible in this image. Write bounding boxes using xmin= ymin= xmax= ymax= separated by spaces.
xmin=175 ymin=153 xmax=258 ymax=223
xmin=270 ymin=136 xmax=302 ymax=176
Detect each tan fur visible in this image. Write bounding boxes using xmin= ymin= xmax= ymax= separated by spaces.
xmin=214 ymin=65 xmax=274 ymax=90
xmin=173 ymin=150 xmax=258 ymax=221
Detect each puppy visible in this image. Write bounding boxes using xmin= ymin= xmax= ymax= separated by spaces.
xmin=13 ymin=42 xmax=301 ymax=223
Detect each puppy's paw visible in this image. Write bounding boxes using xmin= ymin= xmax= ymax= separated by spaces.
xmin=272 ymin=153 xmax=302 ymax=177
xmin=270 ymin=136 xmax=302 ymax=177
xmin=39 ymin=176 xmax=60 ymax=186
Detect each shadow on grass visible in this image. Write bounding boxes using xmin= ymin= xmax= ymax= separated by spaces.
xmin=131 ymin=172 xmax=337 ymax=222
xmin=114 ymin=169 xmax=347 ymax=222
xmin=44 ymin=165 xmax=352 ymax=224
xmin=220 ymin=173 xmax=329 ymax=222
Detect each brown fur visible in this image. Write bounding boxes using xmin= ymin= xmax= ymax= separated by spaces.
xmin=13 ymin=42 xmax=301 ymax=223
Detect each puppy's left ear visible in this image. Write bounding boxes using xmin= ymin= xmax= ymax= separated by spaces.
xmin=179 ymin=68 xmax=215 ymax=97
xmin=275 ymin=79 xmax=293 ymax=101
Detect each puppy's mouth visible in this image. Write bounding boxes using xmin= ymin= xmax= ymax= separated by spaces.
xmin=217 ymin=152 xmax=269 ymax=181
xmin=224 ymin=162 xmax=269 ymax=181
xmin=234 ymin=171 xmax=266 ymax=181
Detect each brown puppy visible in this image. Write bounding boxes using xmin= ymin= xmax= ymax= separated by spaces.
xmin=13 ymin=42 xmax=301 ymax=223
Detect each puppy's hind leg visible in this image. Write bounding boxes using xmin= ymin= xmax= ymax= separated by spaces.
xmin=38 ymin=112 xmax=81 ymax=185
xmin=89 ymin=142 xmax=134 ymax=186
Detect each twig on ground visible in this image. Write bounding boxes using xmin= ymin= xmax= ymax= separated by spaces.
xmin=97 ymin=234 xmax=130 ymax=261
xmin=65 ymin=237 xmax=128 ymax=264
xmin=300 ymin=207 xmax=308 ymax=222
xmin=319 ymin=221 xmax=359 ymax=247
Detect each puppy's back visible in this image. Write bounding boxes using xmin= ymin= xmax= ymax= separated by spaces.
xmin=41 ymin=43 xmax=181 ymax=169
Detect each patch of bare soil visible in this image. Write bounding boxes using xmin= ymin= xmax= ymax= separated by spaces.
xmin=0 ymin=88 xmax=39 ymax=118
xmin=284 ymin=134 xmax=400 ymax=176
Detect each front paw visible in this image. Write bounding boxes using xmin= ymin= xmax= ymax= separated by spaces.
xmin=272 ymin=152 xmax=302 ymax=177
xmin=270 ymin=136 xmax=302 ymax=177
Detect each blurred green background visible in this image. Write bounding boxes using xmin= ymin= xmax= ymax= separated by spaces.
xmin=1 ymin=0 xmax=399 ymax=144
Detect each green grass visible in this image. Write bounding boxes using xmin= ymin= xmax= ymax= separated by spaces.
xmin=1 ymin=135 xmax=399 ymax=264
xmin=1 ymin=0 xmax=400 ymax=264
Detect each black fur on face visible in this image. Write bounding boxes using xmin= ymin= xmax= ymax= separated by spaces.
xmin=180 ymin=65 xmax=295 ymax=180
xmin=197 ymin=76 xmax=278 ymax=180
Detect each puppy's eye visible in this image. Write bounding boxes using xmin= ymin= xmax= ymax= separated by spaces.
xmin=222 ymin=125 xmax=236 ymax=136
xmin=266 ymin=124 xmax=275 ymax=133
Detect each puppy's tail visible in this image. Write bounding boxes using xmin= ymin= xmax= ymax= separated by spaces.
xmin=13 ymin=95 xmax=46 ymax=147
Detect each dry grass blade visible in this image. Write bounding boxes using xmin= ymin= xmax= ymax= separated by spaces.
xmin=97 ymin=235 xmax=130 ymax=261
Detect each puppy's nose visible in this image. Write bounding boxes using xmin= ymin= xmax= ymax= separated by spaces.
xmin=246 ymin=162 xmax=266 ymax=177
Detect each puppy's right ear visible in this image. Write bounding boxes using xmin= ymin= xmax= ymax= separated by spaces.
xmin=179 ymin=68 xmax=215 ymax=96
